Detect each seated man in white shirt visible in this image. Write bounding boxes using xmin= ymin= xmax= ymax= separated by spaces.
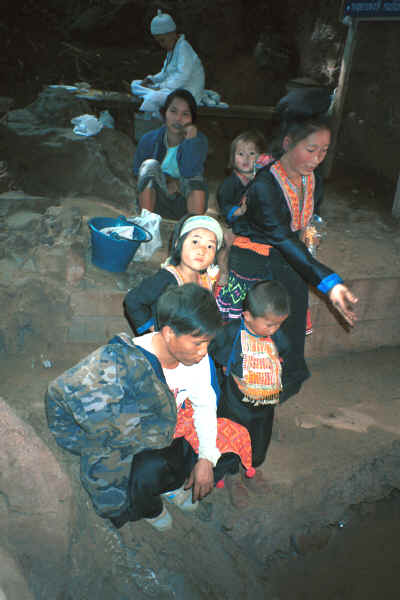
xmin=131 ymin=9 xmax=205 ymax=115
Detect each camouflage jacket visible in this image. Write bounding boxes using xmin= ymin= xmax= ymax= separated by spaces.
xmin=45 ymin=333 xmax=177 ymax=519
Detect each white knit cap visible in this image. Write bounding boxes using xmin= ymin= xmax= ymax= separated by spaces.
xmin=179 ymin=216 xmax=224 ymax=250
xmin=150 ymin=10 xmax=176 ymax=35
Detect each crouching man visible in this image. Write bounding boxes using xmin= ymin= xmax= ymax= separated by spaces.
xmin=45 ymin=284 xmax=243 ymax=531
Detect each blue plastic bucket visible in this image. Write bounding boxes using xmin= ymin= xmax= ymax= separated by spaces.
xmin=88 ymin=216 xmax=152 ymax=272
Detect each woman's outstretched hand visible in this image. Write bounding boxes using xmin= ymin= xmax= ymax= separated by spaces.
xmin=329 ymin=284 xmax=358 ymax=326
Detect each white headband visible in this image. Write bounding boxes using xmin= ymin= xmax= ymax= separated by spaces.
xmin=179 ymin=216 xmax=223 ymax=250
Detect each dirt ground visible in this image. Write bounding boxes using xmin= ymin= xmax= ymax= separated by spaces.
xmin=2 ymin=70 xmax=400 ymax=599
xmin=2 ymin=331 xmax=400 ymax=598
xmin=2 ymin=5 xmax=400 ymax=595
xmin=1 ymin=160 xmax=400 ymax=598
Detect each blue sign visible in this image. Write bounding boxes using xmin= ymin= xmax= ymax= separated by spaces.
xmin=343 ymin=1 xmax=400 ymax=18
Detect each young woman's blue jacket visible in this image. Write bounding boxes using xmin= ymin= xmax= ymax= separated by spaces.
xmin=133 ymin=125 xmax=208 ymax=178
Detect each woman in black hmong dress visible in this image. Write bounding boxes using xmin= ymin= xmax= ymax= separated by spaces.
xmin=216 ymin=90 xmax=358 ymax=403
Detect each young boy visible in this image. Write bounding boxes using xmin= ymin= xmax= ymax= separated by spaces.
xmin=209 ymin=280 xmax=290 ymax=508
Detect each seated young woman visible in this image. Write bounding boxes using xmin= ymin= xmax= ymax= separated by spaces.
xmin=133 ymin=88 xmax=208 ymax=220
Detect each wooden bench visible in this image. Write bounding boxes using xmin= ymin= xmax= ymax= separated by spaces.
xmin=74 ymin=89 xmax=276 ymax=121
xmin=198 ymin=104 xmax=275 ymax=120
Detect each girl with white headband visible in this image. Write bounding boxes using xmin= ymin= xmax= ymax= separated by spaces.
xmin=124 ymin=215 xmax=223 ymax=334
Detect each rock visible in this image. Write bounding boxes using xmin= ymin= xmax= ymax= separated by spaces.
xmin=6 ymin=211 xmax=42 ymax=230
xmin=33 ymin=245 xmax=68 ymax=277
xmin=66 ymin=2 xmax=150 ymax=43
xmin=0 ymin=398 xmax=74 ymax=595
xmin=0 ymin=332 xmax=6 ymax=356
xmin=291 ymin=527 xmax=332 ymax=555
xmin=0 ymin=277 xmax=70 ymax=354
xmin=37 ymin=205 xmax=82 ymax=244
xmin=291 ymin=4 xmax=343 ymax=87
xmin=49 ymin=205 xmax=82 ymax=236
xmin=0 ymin=259 xmax=20 ymax=284
xmin=69 ymin=5 xmax=113 ymax=34
xmin=0 ymin=546 xmax=34 ymax=600
xmin=0 ymin=202 xmax=91 ymax=353
xmin=0 ymin=205 xmax=84 ymax=271
xmin=0 ymin=97 xmax=13 ymax=114
xmin=0 ymin=160 xmax=15 ymax=194
xmin=27 ymin=87 xmax=91 ymax=128
xmin=0 ymin=191 xmax=56 ymax=218
xmin=1 ymin=89 xmax=137 ymax=208
xmin=254 ymin=31 xmax=291 ymax=74
xmin=66 ymin=242 xmax=86 ymax=286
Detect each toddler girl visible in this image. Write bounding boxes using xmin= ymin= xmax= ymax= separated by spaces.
xmin=216 ymin=130 xmax=273 ymax=304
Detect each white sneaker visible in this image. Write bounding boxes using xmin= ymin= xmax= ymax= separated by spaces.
xmin=162 ymin=486 xmax=198 ymax=512
xmin=144 ymin=504 xmax=172 ymax=531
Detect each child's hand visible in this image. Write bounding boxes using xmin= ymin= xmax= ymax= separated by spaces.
xmin=184 ymin=124 xmax=198 ymax=139
xmin=233 ymin=196 xmax=247 ymax=217
xmin=233 ymin=205 xmax=247 ymax=217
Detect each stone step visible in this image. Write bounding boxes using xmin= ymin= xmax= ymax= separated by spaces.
xmin=65 ymin=277 xmax=400 ymax=358
xmin=307 ymin=277 xmax=400 ymax=358
xmin=67 ymin=289 xmax=127 ymax=343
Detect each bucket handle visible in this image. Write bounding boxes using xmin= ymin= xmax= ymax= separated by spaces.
xmin=122 ymin=216 xmax=153 ymax=243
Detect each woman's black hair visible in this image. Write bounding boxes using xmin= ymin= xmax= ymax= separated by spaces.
xmin=243 ymin=280 xmax=290 ymax=318
xmin=269 ymin=88 xmax=333 ymax=159
xmin=159 ymin=88 xmax=197 ymax=123
xmin=157 ymin=283 xmax=222 ymax=337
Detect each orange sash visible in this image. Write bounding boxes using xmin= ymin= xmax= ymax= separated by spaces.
xmin=173 ymin=400 xmax=253 ymax=473
xmin=233 ymin=236 xmax=271 ymax=256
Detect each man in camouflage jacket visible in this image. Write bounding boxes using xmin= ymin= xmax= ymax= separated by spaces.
xmin=45 ymin=332 xmax=177 ymax=522
xmin=45 ymin=284 xmax=240 ymax=529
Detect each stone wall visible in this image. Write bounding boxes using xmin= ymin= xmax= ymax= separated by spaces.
xmin=339 ymin=21 xmax=400 ymax=182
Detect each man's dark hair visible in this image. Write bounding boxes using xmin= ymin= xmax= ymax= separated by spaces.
xmin=243 ymin=280 xmax=290 ymax=318
xmin=157 ymin=283 xmax=222 ymax=336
